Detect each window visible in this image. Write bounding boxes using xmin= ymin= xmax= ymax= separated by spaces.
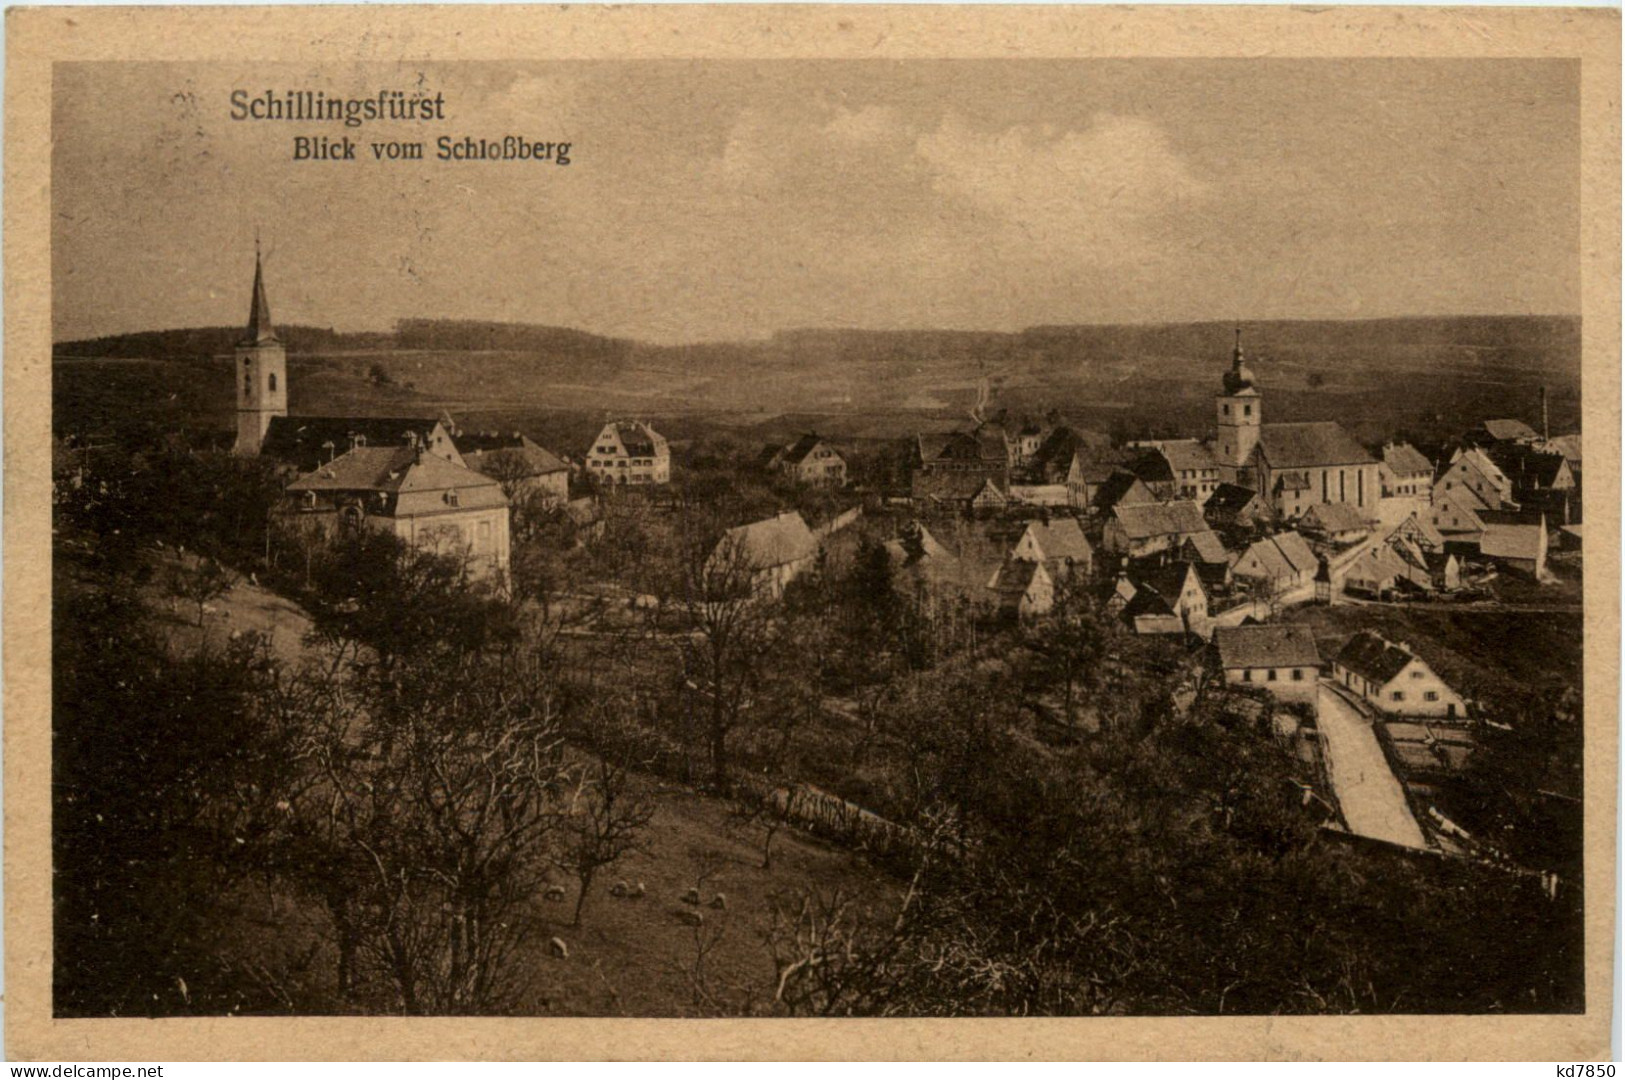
xmin=244 ymin=375 xmax=251 ymax=395
xmin=268 ymin=373 xmax=277 ymax=392
xmin=1243 ymin=405 xmax=1252 ymax=417
xmin=1241 ymin=669 xmax=1251 ymax=682
xmin=302 ymin=490 xmax=317 ymax=509
xmin=1291 ymin=669 xmax=1304 ymax=682
xmin=1424 ymin=691 xmax=1439 ymax=702
xmin=1410 ymin=669 xmax=1423 ymax=679
xmin=1391 ymin=691 xmax=1404 ymax=702
xmin=1223 ymin=405 xmax=1230 ymax=416
xmin=1267 ymin=669 xmax=1278 ymax=682
xmin=445 ymin=491 xmax=460 ymax=507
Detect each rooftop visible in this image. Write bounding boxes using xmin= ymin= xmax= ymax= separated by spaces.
xmin=1215 ymin=625 xmax=1320 ymax=670
xmin=1111 ymin=499 xmax=1209 ymax=540
xmin=1335 ymin=630 xmax=1418 ymax=685
xmin=1382 ymin=442 xmax=1433 ymax=477
xmin=1257 ymin=422 xmax=1376 ymax=468
xmin=716 ymin=510 xmax=818 ymax=572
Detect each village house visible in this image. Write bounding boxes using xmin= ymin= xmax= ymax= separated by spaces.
xmin=261 ymin=414 xmax=465 ymax=473
xmin=1380 ymin=532 xmax=1456 ymax=594
xmin=1114 ymin=562 xmax=1210 ymax=639
xmin=1339 ymin=542 xmax=1415 ymax=600
xmin=1435 ymin=447 xmax=1516 ymax=511
xmin=1135 ymin=439 xmax=1222 ymax=502
xmin=1213 ymin=625 xmax=1321 ymax=708
xmin=1470 ymin=417 xmax=1540 ymax=447
xmin=883 ymin=520 xmax=955 ymax=569
xmin=708 ymin=510 xmax=818 ymax=600
xmin=1486 ymin=442 xmax=1577 ymax=523
xmin=1063 ymin=448 xmax=1130 ymax=509
xmin=1202 ymin=482 xmax=1266 ymax=534
xmin=1101 ymin=499 xmax=1211 ymax=559
xmin=1029 ymin=425 xmax=1113 ymax=483
xmin=1383 ymin=510 xmax=1447 ymax=553
xmin=1299 ymin=501 xmax=1371 ymax=545
xmin=1124 ymin=449 xmax=1179 ymax=502
xmin=283 ymin=441 xmax=511 ymax=579
xmin=1429 ymin=486 xmax=1490 ymax=542
xmin=1379 ymin=442 xmax=1434 ymax=501
xmin=914 ymin=426 xmax=1011 ymax=479
xmin=586 ymin=421 xmax=671 ymax=485
xmin=454 ymin=431 xmax=570 ymax=505
xmin=1178 ymin=529 xmax=1231 ymax=575
xmin=988 ymin=556 xmax=1056 ymax=620
xmin=1211 ymin=328 xmax=1381 ymax=519
xmin=1009 ymin=518 xmax=1094 ymax=581
xmin=1333 ymin=631 xmax=1468 ymax=719
xmin=763 ymin=434 xmax=848 ymax=487
xmin=1088 ymin=469 xmax=1159 ymax=516
xmin=1539 ymin=433 xmax=1582 ymax=483
xmin=1011 ymin=418 xmax=1047 ymax=466
xmin=1228 ymin=530 xmax=1318 ymax=601
xmin=1479 ymin=518 xmax=1549 ymax=580
xmin=911 ymin=470 xmax=1009 ymax=513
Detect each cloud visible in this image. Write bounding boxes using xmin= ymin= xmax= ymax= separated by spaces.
xmin=914 ymin=112 xmax=1212 ymax=257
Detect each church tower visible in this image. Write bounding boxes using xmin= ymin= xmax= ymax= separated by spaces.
xmin=1215 ymin=325 xmax=1261 ymax=471
xmin=231 ymin=241 xmax=288 ymax=456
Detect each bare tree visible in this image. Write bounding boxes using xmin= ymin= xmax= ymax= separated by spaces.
xmin=475 ymin=449 xmax=535 ymax=503
xmin=662 ymin=510 xmax=786 ymax=792
xmin=276 ymin=649 xmax=570 ymax=1014
xmin=557 ymin=751 xmax=656 ymax=927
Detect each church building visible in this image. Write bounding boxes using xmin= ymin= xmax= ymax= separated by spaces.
xmin=232 ymin=242 xmax=288 ymax=455
xmin=1213 ymin=328 xmax=1380 ymax=521
xmin=231 ymin=245 xmax=513 ymax=580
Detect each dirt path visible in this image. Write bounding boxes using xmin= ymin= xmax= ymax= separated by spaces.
xmin=1315 ymin=682 xmax=1427 ymax=849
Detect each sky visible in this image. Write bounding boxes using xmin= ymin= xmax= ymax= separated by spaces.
xmin=53 ymin=59 xmax=1580 ymax=344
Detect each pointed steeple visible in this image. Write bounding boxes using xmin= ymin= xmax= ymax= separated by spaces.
xmin=241 ymin=236 xmax=279 ymax=346
xmin=1221 ymin=323 xmax=1257 ymax=395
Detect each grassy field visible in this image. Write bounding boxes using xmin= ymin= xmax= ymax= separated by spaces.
xmin=197 ymin=771 xmax=900 ymax=1016
xmin=137 ymin=558 xmax=905 ymax=1017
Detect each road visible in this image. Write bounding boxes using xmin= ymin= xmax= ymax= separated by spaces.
xmin=1315 ymin=682 xmax=1428 ymax=849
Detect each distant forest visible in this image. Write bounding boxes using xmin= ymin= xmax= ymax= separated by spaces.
xmin=56 ymin=314 xmax=1581 ymax=378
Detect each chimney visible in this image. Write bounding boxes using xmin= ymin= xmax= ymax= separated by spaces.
xmin=1540 ymin=385 xmax=1550 ymax=441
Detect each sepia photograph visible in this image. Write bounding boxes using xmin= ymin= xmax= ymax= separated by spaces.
xmin=6 ymin=3 xmax=1618 ymax=1062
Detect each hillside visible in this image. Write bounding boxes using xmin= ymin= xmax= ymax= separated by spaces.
xmin=53 ymin=315 xmax=1582 ymax=446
